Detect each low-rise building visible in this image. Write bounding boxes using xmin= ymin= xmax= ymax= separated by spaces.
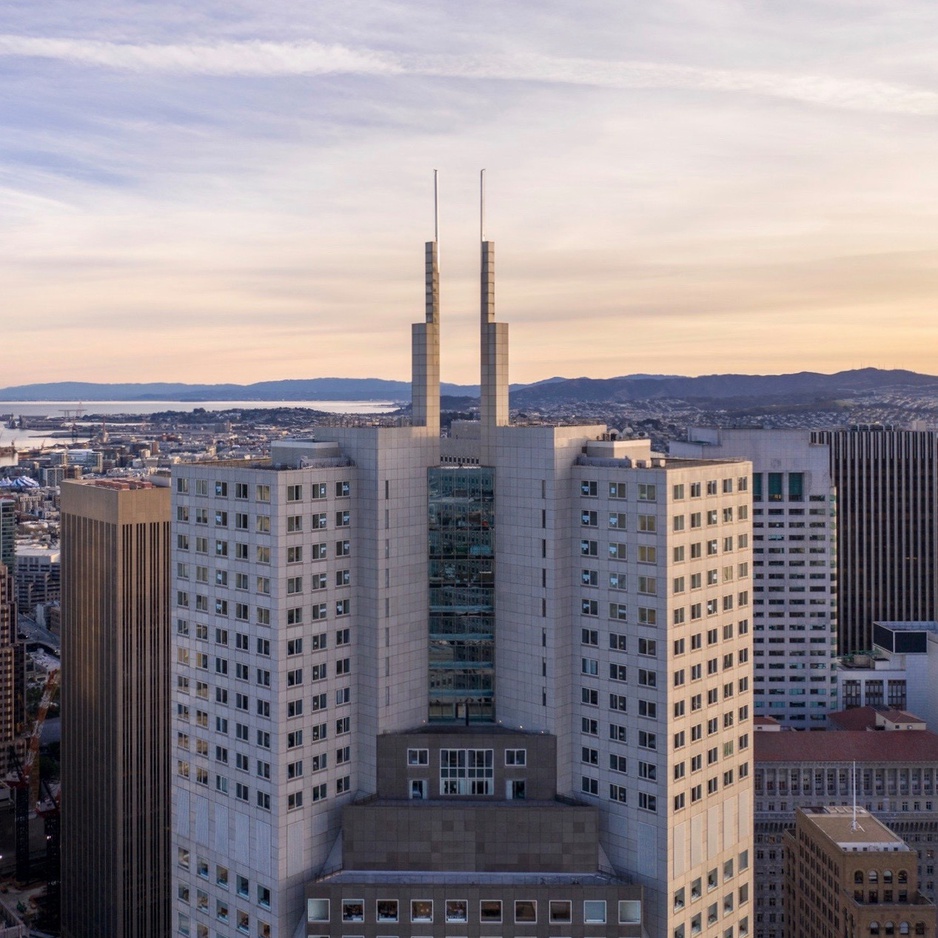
xmin=785 ymin=806 xmax=935 ymax=938
xmin=755 ymin=728 xmax=938 ymax=937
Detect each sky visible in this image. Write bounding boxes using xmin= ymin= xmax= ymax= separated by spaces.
xmin=4 ymin=1 xmax=938 ymax=387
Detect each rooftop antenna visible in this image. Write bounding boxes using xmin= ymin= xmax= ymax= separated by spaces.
xmin=480 ymin=168 xmax=486 ymax=242
xmin=852 ymin=760 xmax=858 ymax=830
xmin=433 ymin=168 xmax=439 ymax=246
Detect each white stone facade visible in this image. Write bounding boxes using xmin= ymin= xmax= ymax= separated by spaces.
xmin=671 ymin=429 xmax=838 ymax=727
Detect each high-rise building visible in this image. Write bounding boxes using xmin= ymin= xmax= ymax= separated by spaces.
xmin=0 ymin=497 xmax=26 ymax=807
xmin=813 ymin=427 xmax=938 ymax=655
xmin=0 ymin=498 xmax=14 ymax=570
xmin=784 ymin=805 xmax=936 ymax=938
xmin=60 ymin=478 xmax=171 ymax=938
xmin=171 ymin=187 xmax=754 ymax=938
xmin=0 ymin=561 xmax=25 ymax=792
xmin=13 ymin=545 xmax=60 ymax=616
xmin=671 ymin=429 xmax=838 ymax=727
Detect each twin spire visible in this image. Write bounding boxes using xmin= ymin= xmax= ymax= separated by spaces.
xmin=411 ymin=171 xmax=509 ymax=462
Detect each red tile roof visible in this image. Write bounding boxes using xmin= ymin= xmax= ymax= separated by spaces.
xmin=828 ymin=707 xmax=880 ymax=731
xmin=756 ymin=729 xmax=938 ymax=763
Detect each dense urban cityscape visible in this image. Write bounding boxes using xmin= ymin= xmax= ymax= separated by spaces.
xmin=0 ymin=220 xmax=938 ymax=938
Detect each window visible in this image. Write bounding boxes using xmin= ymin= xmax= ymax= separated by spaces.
xmin=638 ymin=730 xmax=657 ymax=750
xmin=638 ymin=791 xmax=657 ymax=812
xmin=549 ymin=900 xmax=571 ymax=923
xmin=445 ymin=900 xmax=468 ymax=923
xmin=411 ymin=900 xmax=433 ymax=923
xmin=584 ymin=900 xmax=606 ymax=924
xmin=376 ymin=899 xmax=398 ymax=923
xmin=440 ymin=749 xmax=494 ymax=795
xmin=515 ymin=900 xmax=537 ymax=923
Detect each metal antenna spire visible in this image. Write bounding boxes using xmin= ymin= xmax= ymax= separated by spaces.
xmin=480 ymin=168 xmax=486 ymax=242
xmin=433 ymin=169 xmax=439 ymax=244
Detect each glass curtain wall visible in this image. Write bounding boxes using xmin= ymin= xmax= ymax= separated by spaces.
xmin=427 ymin=467 xmax=495 ymax=723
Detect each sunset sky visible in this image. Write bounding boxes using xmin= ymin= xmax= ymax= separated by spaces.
xmin=4 ymin=1 xmax=938 ymax=387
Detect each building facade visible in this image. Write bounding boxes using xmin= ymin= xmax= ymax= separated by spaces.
xmin=835 ymin=621 xmax=938 ymax=733
xmin=755 ymin=727 xmax=938 ymax=938
xmin=784 ymin=806 xmax=935 ymax=938
xmin=13 ymin=545 xmax=60 ymax=616
xmin=813 ymin=427 xmax=938 ymax=655
xmin=170 ymin=203 xmax=754 ymax=938
xmin=671 ymin=430 xmax=837 ymax=726
xmin=60 ymin=478 xmax=171 ymax=938
xmin=0 ymin=499 xmax=13 ymax=570
xmin=0 ymin=563 xmax=25 ymax=790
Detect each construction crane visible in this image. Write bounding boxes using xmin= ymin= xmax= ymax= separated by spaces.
xmin=5 ymin=668 xmax=60 ymax=882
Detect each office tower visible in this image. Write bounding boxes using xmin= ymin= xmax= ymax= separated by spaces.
xmin=813 ymin=427 xmax=938 ymax=655
xmin=784 ymin=806 xmax=936 ymax=938
xmin=0 ymin=562 xmax=25 ymax=785
xmin=0 ymin=498 xmax=26 ymax=805
xmin=0 ymin=498 xmax=14 ymax=570
xmin=672 ymin=430 xmax=838 ymax=726
xmin=171 ymin=186 xmax=754 ymax=938
xmin=755 ymin=724 xmax=938 ymax=937
xmin=13 ymin=545 xmax=60 ymax=616
xmin=60 ymin=478 xmax=171 ymax=938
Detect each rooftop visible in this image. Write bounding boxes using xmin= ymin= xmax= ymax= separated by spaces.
xmin=756 ymin=728 xmax=938 ymax=763
xmin=800 ymin=806 xmax=909 ymax=851
xmin=310 ymin=870 xmax=630 ymax=886
xmin=827 ymin=707 xmax=926 ymax=732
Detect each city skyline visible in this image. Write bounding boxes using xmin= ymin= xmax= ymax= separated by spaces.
xmin=5 ymin=1 xmax=938 ymax=386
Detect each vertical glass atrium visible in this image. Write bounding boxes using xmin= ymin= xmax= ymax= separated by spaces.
xmin=427 ymin=467 xmax=495 ymax=723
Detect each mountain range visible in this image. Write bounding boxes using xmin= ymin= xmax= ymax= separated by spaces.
xmin=0 ymin=369 xmax=935 ymax=406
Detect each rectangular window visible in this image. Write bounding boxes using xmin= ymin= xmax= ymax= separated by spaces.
xmin=440 ymin=749 xmax=494 ymax=795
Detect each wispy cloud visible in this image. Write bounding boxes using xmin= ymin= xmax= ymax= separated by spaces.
xmin=2 ymin=35 xmax=937 ymax=116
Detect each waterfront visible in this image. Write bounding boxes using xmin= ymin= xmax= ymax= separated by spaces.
xmin=0 ymin=400 xmax=400 ymax=448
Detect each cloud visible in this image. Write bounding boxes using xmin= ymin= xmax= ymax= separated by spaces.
xmin=2 ymin=34 xmax=937 ymax=116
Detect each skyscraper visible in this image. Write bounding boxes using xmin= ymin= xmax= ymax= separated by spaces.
xmin=0 ymin=498 xmax=14 ymax=570
xmin=0 ymin=560 xmax=24 ymax=786
xmin=671 ymin=429 xmax=838 ymax=726
xmin=60 ymin=478 xmax=171 ymax=938
xmin=171 ymin=184 xmax=754 ymax=937
xmin=813 ymin=427 xmax=938 ymax=655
